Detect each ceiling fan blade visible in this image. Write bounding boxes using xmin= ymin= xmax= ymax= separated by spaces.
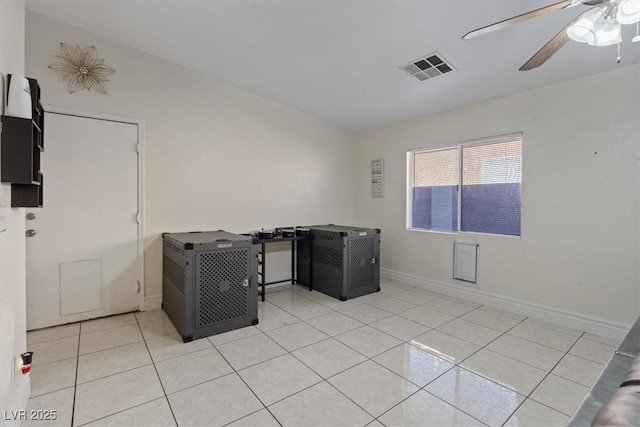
xmin=462 ymin=0 xmax=573 ymax=40
xmin=519 ymin=16 xmax=581 ymax=71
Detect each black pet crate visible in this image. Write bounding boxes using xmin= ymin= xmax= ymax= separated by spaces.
xmin=297 ymin=225 xmax=381 ymax=300
xmin=162 ymin=231 xmax=258 ymax=342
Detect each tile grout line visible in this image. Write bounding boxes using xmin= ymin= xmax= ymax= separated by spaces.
xmin=328 ymin=376 xmax=419 ymax=424
xmin=39 ymin=337 xmax=175 ymax=387
xmin=27 ymin=334 xmax=80 ymax=347
xmin=70 ymin=323 xmax=82 ymax=427
xmin=220 ymin=407 xmax=272 ymax=427
xmin=73 ymin=338 xmax=146 ymax=359
xmin=265 ymin=288 xmax=528 ymax=426
xmin=302 ymin=288 xmax=511 ymax=425
xmin=422 ymin=311 xmax=528 ymax=426
xmin=306 ymin=289 xmax=597 ymax=425
xmin=30 ymin=355 xmax=80 ymax=369
xmin=74 ymin=360 xmax=156 ymax=388
xmin=289 ymin=295 xmax=478 ymax=425
xmin=73 ymin=397 xmax=171 ymax=427
xmin=30 ymin=328 xmax=167 ymax=369
xmin=400 ymin=305 xmax=520 ymax=370
xmin=376 ymin=386 xmax=489 ymax=427
xmin=515 ymin=399 xmax=576 ymax=421
xmin=328 ymin=331 xmax=402 ymax=361
xmin=37 ymin=285 xmax=605 ymax=426
xmin=227 ymin=295 xmax=406 ymax=425
xmin=212 ymin=337 xmax=284 ymax=427
xmin=521 ymin=331 xmax=589 ymax=418
xmin=136 ymin=317 xmax=180 ymax=427
xmin=499 ymin=331 xmax=587 ymax=424
xmin=288 ymin=344 xmax=371 ymax=382
xmin=430 ymin=310 xmax=575 ymax=375
xmin=370 ymin=284 xmax=598 ymax=424
xmin=368 ymin=322 xmax=488 ymax=425
xmin=505 ymin=330 xmax=580 ymax=352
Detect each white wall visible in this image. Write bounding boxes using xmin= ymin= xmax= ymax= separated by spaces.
xmin=25 ymin=11 xmax=358 ymax=314
xmin=0 ymin=0 xmax=30 ymax=423
xmin=356 ymin=65 xmax=640 ymax=331
xmin=23 ymin=8 xmax=639 ymax=338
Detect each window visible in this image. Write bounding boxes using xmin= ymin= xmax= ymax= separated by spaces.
xmin=408 ymin=134 xmax=522 ymax=236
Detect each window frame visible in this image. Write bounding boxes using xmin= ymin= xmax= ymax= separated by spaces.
xmin=406 ymin=132 xmax=523 ymax=238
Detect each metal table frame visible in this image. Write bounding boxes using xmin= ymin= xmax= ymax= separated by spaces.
xmin=256 ymin=235 xmax=311 ymax=301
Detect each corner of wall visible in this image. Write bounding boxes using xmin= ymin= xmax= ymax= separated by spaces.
xmin=0 ymin=0 xmax=29 ymax=420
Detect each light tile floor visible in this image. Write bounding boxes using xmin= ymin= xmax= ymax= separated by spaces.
xmin=25 ymin=279 xmax=619 ymax=427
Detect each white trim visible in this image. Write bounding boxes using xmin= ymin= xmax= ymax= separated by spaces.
xmin=459 ymin=131 xmax=523 ymax=148
xmin=136 ymin=121 xmax=146 ymax=311
xmin=458 ymin=231 xmax=521 ymax=240
xmin=406 ymin=132 xmax=523 ymax=156
xmin=410 ymin=145 xmax=460 ymax=156
xmin=405 ymin=227 xmax=457 ymax=235
xmin=2 ymin=376 xmax=30 ymax=427
xmin=405 ymin=227 xmax=521 ymax=240
xmin=405 ymin=151 xmax=413 ymax=229
xmin=143 ymin=294 xmax=162 ymax=311
xmin=42 ymin=105 xmax=146 ymax=312
xmin=457 ymin=145 xmax=462 ymax=231
xmin=381 ymin=267 xmax=629 ymax=340
xmin=41 ymin=104 xmax=140 ymax=125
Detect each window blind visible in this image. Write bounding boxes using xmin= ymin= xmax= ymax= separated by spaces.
xmin=411 ymin=147 xmax=459 ymax=232
xmin=460 ymin=138 xmax=522 ymax=236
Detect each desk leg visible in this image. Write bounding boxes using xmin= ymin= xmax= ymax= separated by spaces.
xmin=291 ymin=240 xmax=295 ymax=286
xmin=261 ymin=242 xmax=266 ymax=302
xmin=309 ymin=242 xmax=313 ymax=292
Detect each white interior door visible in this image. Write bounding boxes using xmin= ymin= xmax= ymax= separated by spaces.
xmin=26 ymin=113 xmax=140 ymax=330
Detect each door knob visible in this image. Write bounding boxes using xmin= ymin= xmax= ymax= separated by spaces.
xmin=26 ymin=229 xmax=36 ymax=237
xmin=26 ymin=213 xmax=36 ymax=220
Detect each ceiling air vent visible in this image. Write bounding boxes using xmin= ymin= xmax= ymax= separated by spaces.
xmin=402 ymin=53 xmax=455 ymax=82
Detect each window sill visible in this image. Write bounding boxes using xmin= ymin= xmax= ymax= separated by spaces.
xmin=406 ymin=227 xmax=521 ymax=240
xmin=406 ymin=228 xmax=457 ymax=236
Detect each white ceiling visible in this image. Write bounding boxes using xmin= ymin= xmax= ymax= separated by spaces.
xmin=25 ymin=0 xmax=640 ymax=130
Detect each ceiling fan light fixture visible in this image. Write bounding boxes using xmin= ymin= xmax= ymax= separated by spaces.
xmin=617 ymin=0 xmax=640 ymax=24
xmin=567 ymin=8 xmax=604 ymax=43
xmin=589 ymin=19 xmax=622 ymax=45
xmin=567 ymin=22 xmax=596 ymax=43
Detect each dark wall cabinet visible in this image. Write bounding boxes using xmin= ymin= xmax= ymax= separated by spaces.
xmin=1 ymin=77 xmax=44 ymax=207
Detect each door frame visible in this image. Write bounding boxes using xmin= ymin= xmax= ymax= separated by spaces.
xmin=41 ymin=104 xmax=147 ymax=311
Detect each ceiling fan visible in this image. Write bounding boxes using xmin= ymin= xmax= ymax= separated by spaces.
xmin=462 ymin=0 xmax=640 ymax=71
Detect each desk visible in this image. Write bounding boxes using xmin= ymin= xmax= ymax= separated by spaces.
xmin=256 ymin=235 xmax=312 ymax=301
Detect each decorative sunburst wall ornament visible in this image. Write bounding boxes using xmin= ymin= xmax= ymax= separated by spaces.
xmin=48 ymin=43 xmax=115 ymax=94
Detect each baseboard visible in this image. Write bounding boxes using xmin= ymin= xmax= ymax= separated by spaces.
xmin=381 ymin=268 xmax=629 ymax=340
xmin=143 ymin=294 xmax=162 ymax=311
xmin=1 ymin=375 xmax=30 ymax=427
